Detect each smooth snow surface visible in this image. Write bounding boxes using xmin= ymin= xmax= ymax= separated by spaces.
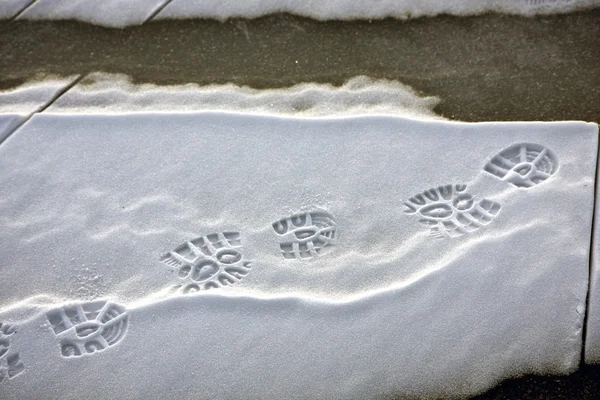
xmin=45 ymin=73 xmax=442 ymax=119
xmin=0 ymin=76 xmax=78 ymax=141
xmin=0 ymin=114 xmax=25 ymax=143
xmin=18 ymin=0 xmax=169 ymax=27
xmin=0 ymin=113 xmax=596 ymax=399
xmin=6 ymin=0 xmax=600 ymax=26
xmin=0 ymin=0 xmax=33 ymax=18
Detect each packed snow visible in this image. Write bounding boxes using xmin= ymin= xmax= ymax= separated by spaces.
xmin=44 ymin=73 xmax=442 ymax=120
xmin=7 ymin=0 xmax=600 ymax=27
xmin=0 ymin=113 xmax=596 ymax=398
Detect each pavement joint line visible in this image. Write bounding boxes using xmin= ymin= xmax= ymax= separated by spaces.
xmin=9 ymin=0 xmax=39 ymax=22
xmin=0 ymin=73 xmax=84 ymax=148
xmin=144 ymin=0 xmax=175 ymax=24
xmin=581 ymin=132 xmax=600 ymax=365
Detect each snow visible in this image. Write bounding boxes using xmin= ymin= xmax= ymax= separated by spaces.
xmin=0 ymin=115 xmax=25 ymax=143
xmin=0 ymin=76 xmax=78 ymax=142
xmin=585 ymin=168 xmax=600 ymax=364
xmin=0 ymin=0 xmax=32 ymax=19
xmin=0 ymin=77 xmax=77 ymax=114
xmin=8 ymin=0 xmax=600 ymax=26
xmin=17 ymin=0 xmax=169 ymax=27
xmin=0 ymin=113 xmax=596 ymax=398
xmin=159 ymin=0 xmax=600 ymax=21
xmin=45 ymin=73 xmax=442 ymax=120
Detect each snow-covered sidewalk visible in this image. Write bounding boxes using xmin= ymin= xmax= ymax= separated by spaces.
xmin=2 ymin=0 xmax=599 ymax=27
xmin=0 ymin=111 xmax=596 ymax=398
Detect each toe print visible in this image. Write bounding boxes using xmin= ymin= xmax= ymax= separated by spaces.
xmin=0 ymin=323 xmax=16 ymax=360
xmin=484 ymin=143 xmax=559 ymax=188
xmin=272 ymin=211 xmax=337 ymax=260
xmin=160 ymin=232 xmax=252 ymax=293
xmin=46 ymin=301 xmax=129 ymax=358
xmin=404 ymin=184 xmax=501 ymax=238
xmin=0 ymin=322 xmax=24 ymax=383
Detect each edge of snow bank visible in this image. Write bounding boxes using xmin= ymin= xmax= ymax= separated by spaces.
xmin=37 ymin=73 xmax=444 ymax=120
xmin=159 ymin=0 xmax=600 ymax=22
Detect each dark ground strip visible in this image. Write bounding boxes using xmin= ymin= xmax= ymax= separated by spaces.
xmin=470 ymin=364 xmax=600 ymax=400
xmin=387 ymin=364 xmax=600 ymax=399
xmin=1 ymin=10 xmax=600 ymax=400
xmin=0 ymin=10 xmax=599 ymax=122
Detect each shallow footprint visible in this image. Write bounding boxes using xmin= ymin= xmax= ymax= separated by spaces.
xmin=272 ymin=211 xmax=337 ymax=260
xmin=484 ymin=143 xmax=559 ymax=188
xmin=160 ymin=232 xmax=252 ymax=293
xmin=0 ymin=322 xmax=24 ymax=383
xmin=46 ymin=301 xmax=129 ymax=358
xmin=403 ymin=184 xmax=501 ymax=239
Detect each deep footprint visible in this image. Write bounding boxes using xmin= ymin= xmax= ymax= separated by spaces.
xmin=46 ymin=301 xmax=129 ymax=358
xmin=403 ymin=184 xmax=501 ymax=238
xmin=0 ymin=322 xmax=24 ymax=383
xmin=160 ymin=232 xmax=252 ymax=293
xmin=272 ymin=211 xmax=337 ymax=259
xmin=484 ymin=143 xmax=559 ymax=188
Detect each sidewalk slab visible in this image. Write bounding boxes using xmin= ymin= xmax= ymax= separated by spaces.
xmin=18 ymin=0 xmax=169 ymax=27
xmin=0 ymin=113 xmax=596 ymax=398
